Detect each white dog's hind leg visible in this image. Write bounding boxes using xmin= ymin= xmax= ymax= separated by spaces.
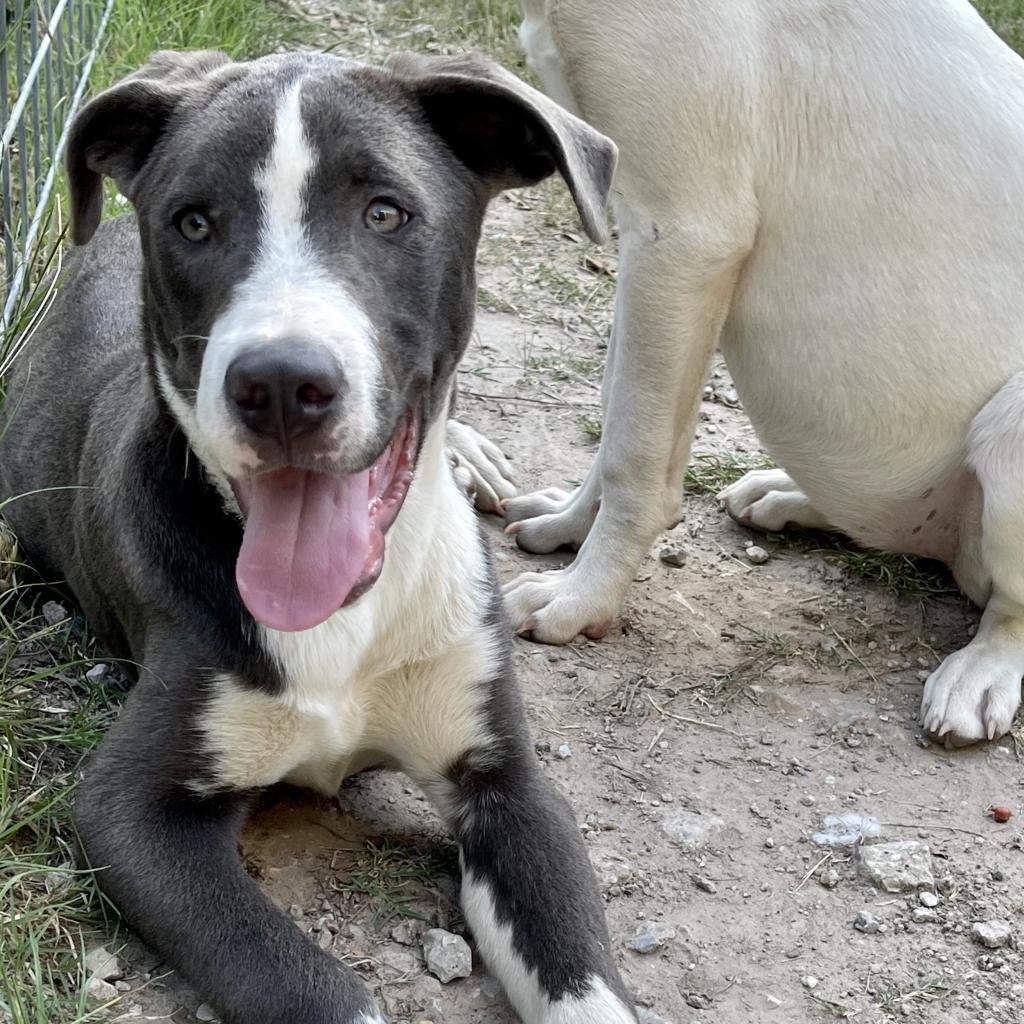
xmin=921 ymin=372 xmax=1024 ymax=745
xmin=504 ymin=211 xmax=753 ymax=642
xmin=717 ymin=468 xmax=834 ymax=532
xmin=446 ymin=419 xmax=517 ymax=514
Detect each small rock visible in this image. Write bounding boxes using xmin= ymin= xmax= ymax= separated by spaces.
xmin=919 ymin=891 xmax=940 ymax=908
xmin=391 ymin=918 xmax=426 ymax=947
xmin=912 ymin=908 xmax=938 ymax=924
xmin=637 ymin=1011 xmax=670 ymax=1024
xmin=765 ymin=994 xmax=783 ymax=1009
xmin=42 ymin=600 xmax=69 ymax=626
xmin=85 ymin=947 xmax=124 ymax=982
xmin=195 ymin=1004 xmax=219 ymax=1022
xmin=627 ymin=922 xmax=676 ymax=954
xmin=799 ymin=794 xmax=816 ymax=807
xmin=86 ymin=663 xmax=109 ymax=681
xmin=854 ymin=910 xmax=881 ymax=934
xmin=991 ymin=805 xmax=1013 ymax=824
xmin=690 ymin=874 xmax=718 ymax=894
xmin=819 ymin=869 xmax=840 ymax=890
xmin=857 ymin=840 xmax=934 ymax=892
xmin=663 ymin=811 xmax=724 ymax=852
xmin=971 ymin=920 xmax=1014 ymax=950
xmin=556 ymin=743 xmax=572 ymax=760
xmin=802 ymin=976 xmax=819 ymax=990
xmin=85 ymin=976 xmax=118 ymax=1004
xmin=423 ymin=928 xmax=472 ymax=983
xmin=745 ymin=545 xmax=770 ymax=565
xmin=659 ymin=545 xmax=687 ymax=568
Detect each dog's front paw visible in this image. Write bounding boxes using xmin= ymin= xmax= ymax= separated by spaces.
xmin=717 ymin=468 xmax=832 ymax=532
xmin=446 ymin=419 xmax=516 ymax=514
xmin=503 ymin=567 xmax=617 ymax=643
xmin=920 ymin=645 xmax=1022 ymax=746
xmin=503 ymin=486 xmax=597 ymax=553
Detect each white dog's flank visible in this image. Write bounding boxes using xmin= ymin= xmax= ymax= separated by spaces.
xmin=505 ymin=0 xmax=1024 ymax=744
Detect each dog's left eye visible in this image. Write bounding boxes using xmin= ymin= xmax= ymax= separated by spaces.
xmin=364 ymin=199 xmax=410 ymax=234
xmin=174 ymin=209 xmax=212 ymax=243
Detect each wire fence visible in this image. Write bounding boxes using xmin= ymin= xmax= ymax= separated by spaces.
xmin=1 ymin=0 xmax=115 ymax=338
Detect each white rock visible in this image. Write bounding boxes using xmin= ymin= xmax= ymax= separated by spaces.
xmin=662 ymin=811 xmax=724 ymax=852
xmin=971 ymin=920 xmax=1014 ymax=950
xmin=423 ymin=928 xmax=472 ymax=983
xmin=85 ymin=976 xmax=118 ymax=1005
xmin=85 ymin=946 xmax=124 ymax=982
xmin=854 ymin=910 xmax=881 ymax=934
xmin=912 ymin=908 xmax=939 ymax=924
xmin=556 ymin=743 xmax=573 ymax=760
xmin=746 ymin=545 xmax=770 ymax=565
xmin=86 ymin=663 xmax=109 ymax=681
xmin=802 ymin=976 xmax=819 ymax=990
xmin=857 ymin=841 xmax=933 ymax=892
xmin=919 ymin=891 xmax=940 ymax=908
xmin=195 ymin=1004 xmax=219 ymax=1022
xmin=42 ymin=600 xmax=69 ymax=626
xmin=627 ymin=921 xmax=676 ymax=954
xmin=812 ymin=813 xmax=882 ymax=847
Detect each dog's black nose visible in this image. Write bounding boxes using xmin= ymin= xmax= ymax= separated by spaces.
xmin=225 ymin=346 xmax=345 ymax=443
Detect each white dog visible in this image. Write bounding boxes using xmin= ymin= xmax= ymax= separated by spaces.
xmin=497 ymin=0 xmax=1024 ymax=746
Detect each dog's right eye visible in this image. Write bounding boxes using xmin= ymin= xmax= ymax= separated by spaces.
xmin=174 ymin=209 xmax=212 ymax=243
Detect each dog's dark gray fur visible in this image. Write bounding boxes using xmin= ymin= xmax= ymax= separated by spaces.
xmin=0 ymin=50 xmax=632 ymax=1024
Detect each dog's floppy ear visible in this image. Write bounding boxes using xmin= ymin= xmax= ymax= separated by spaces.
xmin=387 ymin=53 xmax=617 ymax=243
xmin=67 ymin=50 xmax=233 ymax=245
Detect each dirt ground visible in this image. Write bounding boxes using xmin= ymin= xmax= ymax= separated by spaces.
xmin=96 ymin=7 xmax=1024 ymax=1024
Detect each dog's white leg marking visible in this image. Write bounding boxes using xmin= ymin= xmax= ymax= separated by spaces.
xmin=505 ymin=455 xmax=602 ymax=553
xmin=504 ymin=204 xmax=757 ymax=641
xmin=921 ymin=372 xmax=1024 ymax=745
xmin=445 ymin=419 xmax=516 ymax=513
xmin=717 ymin=468 xmax=834 ymax=533
xmin=461 ymin=870 xmax=635 ymax=1023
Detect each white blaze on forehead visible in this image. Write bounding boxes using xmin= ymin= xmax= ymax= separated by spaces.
xmin=256 ymin=79 xmax=316 ymax=260
xmin=192 ymin=74 xmax=383 ymax=482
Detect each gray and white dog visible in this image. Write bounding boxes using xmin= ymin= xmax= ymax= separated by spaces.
xmin=0 ymin=50 xmax=635 ymax=1024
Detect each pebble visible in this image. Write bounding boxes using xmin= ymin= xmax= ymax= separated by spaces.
xmin=745 ymin=545 xmax=770 ymax=565
xmin=971 ymin=920 xmax=1014 ymax=950
xmin=854 ymin=910 xmax=882 ymax=934
xmin=42 ymin=600 xmax=69 ymax=626
xmin=85 ymin=976 xmax=118 ymax=1004
xmin=627 ymin=922 xmax=676 ymax=954
xmin=85 ymin=663 xmax=109 ymax=681
xmin=802 ymin=976 xmax=819 ymax=990
xmin=637 ymin=1011 xmax=671 ymax=1024
xmin=919 ymin=891 xmax=940 ymax=908
xmin=391 ymin=918 xmax=426 ymax=947
xmin=691 ymin=874 xmax=718 ymax=894
xmin=857 ymin=840 xmax=934 ymax=892
xmin=662 ymin=811 xmax=724 ymax=852
xmin=423 ymin=928 xmax=472 ymax=983
xmin=195 ymin=1004 xmax=219 ymax=1022
xmin=799 ymin=794 xmax=816 ymax=807
xmin=556 ymin=743 xmax=573 ymax=760
xmin=84 ymin=946 xmax=124 ymax=982
xmin=912 ymin=908 xmax=939 ymax=924
xmin=819 ymin=868 xmax=840 ymax=890
xmin=659 ymin=545 xmax=687 ymax=568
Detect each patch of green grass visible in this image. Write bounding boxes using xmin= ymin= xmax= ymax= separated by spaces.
xmin=335 ymin=836 xmax=459 ymax=928
xmin=685 ymin=452 xmax=775 ymax=496
xmin=815 ymin=544 xmax=959 ymax=600
xmin=976 ymin=0 xmax=1024 ymax=53
xmin=577 ymin=413 xmax=602 ymax=443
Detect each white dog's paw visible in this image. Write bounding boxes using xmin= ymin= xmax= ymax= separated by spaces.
xmin=920 ymin=646 xmax=1023 ymax=746
xmin=503 ymin=567 xmax=618 ymax=644
xmin=503 ymin=486 xmax=598 ymax=554
xmin=445 ymin=420 xmax=516 ymax=514
xmin=717 ymin=468 xmax=832 ymax=532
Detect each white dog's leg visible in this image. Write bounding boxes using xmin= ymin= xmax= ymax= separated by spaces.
xmin=717 ymin=468 xmax=834 ymax=532
xmin=504 ymin=209 xmax=754 ymax=641
xmin=446 ymin=419 xmax=516 ymax=514
xmin=921 ymin=372 xmax=1024 ymax=744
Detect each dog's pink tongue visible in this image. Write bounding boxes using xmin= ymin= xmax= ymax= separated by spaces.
xmin=235 ymin=468 xmax=370 ymax=632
